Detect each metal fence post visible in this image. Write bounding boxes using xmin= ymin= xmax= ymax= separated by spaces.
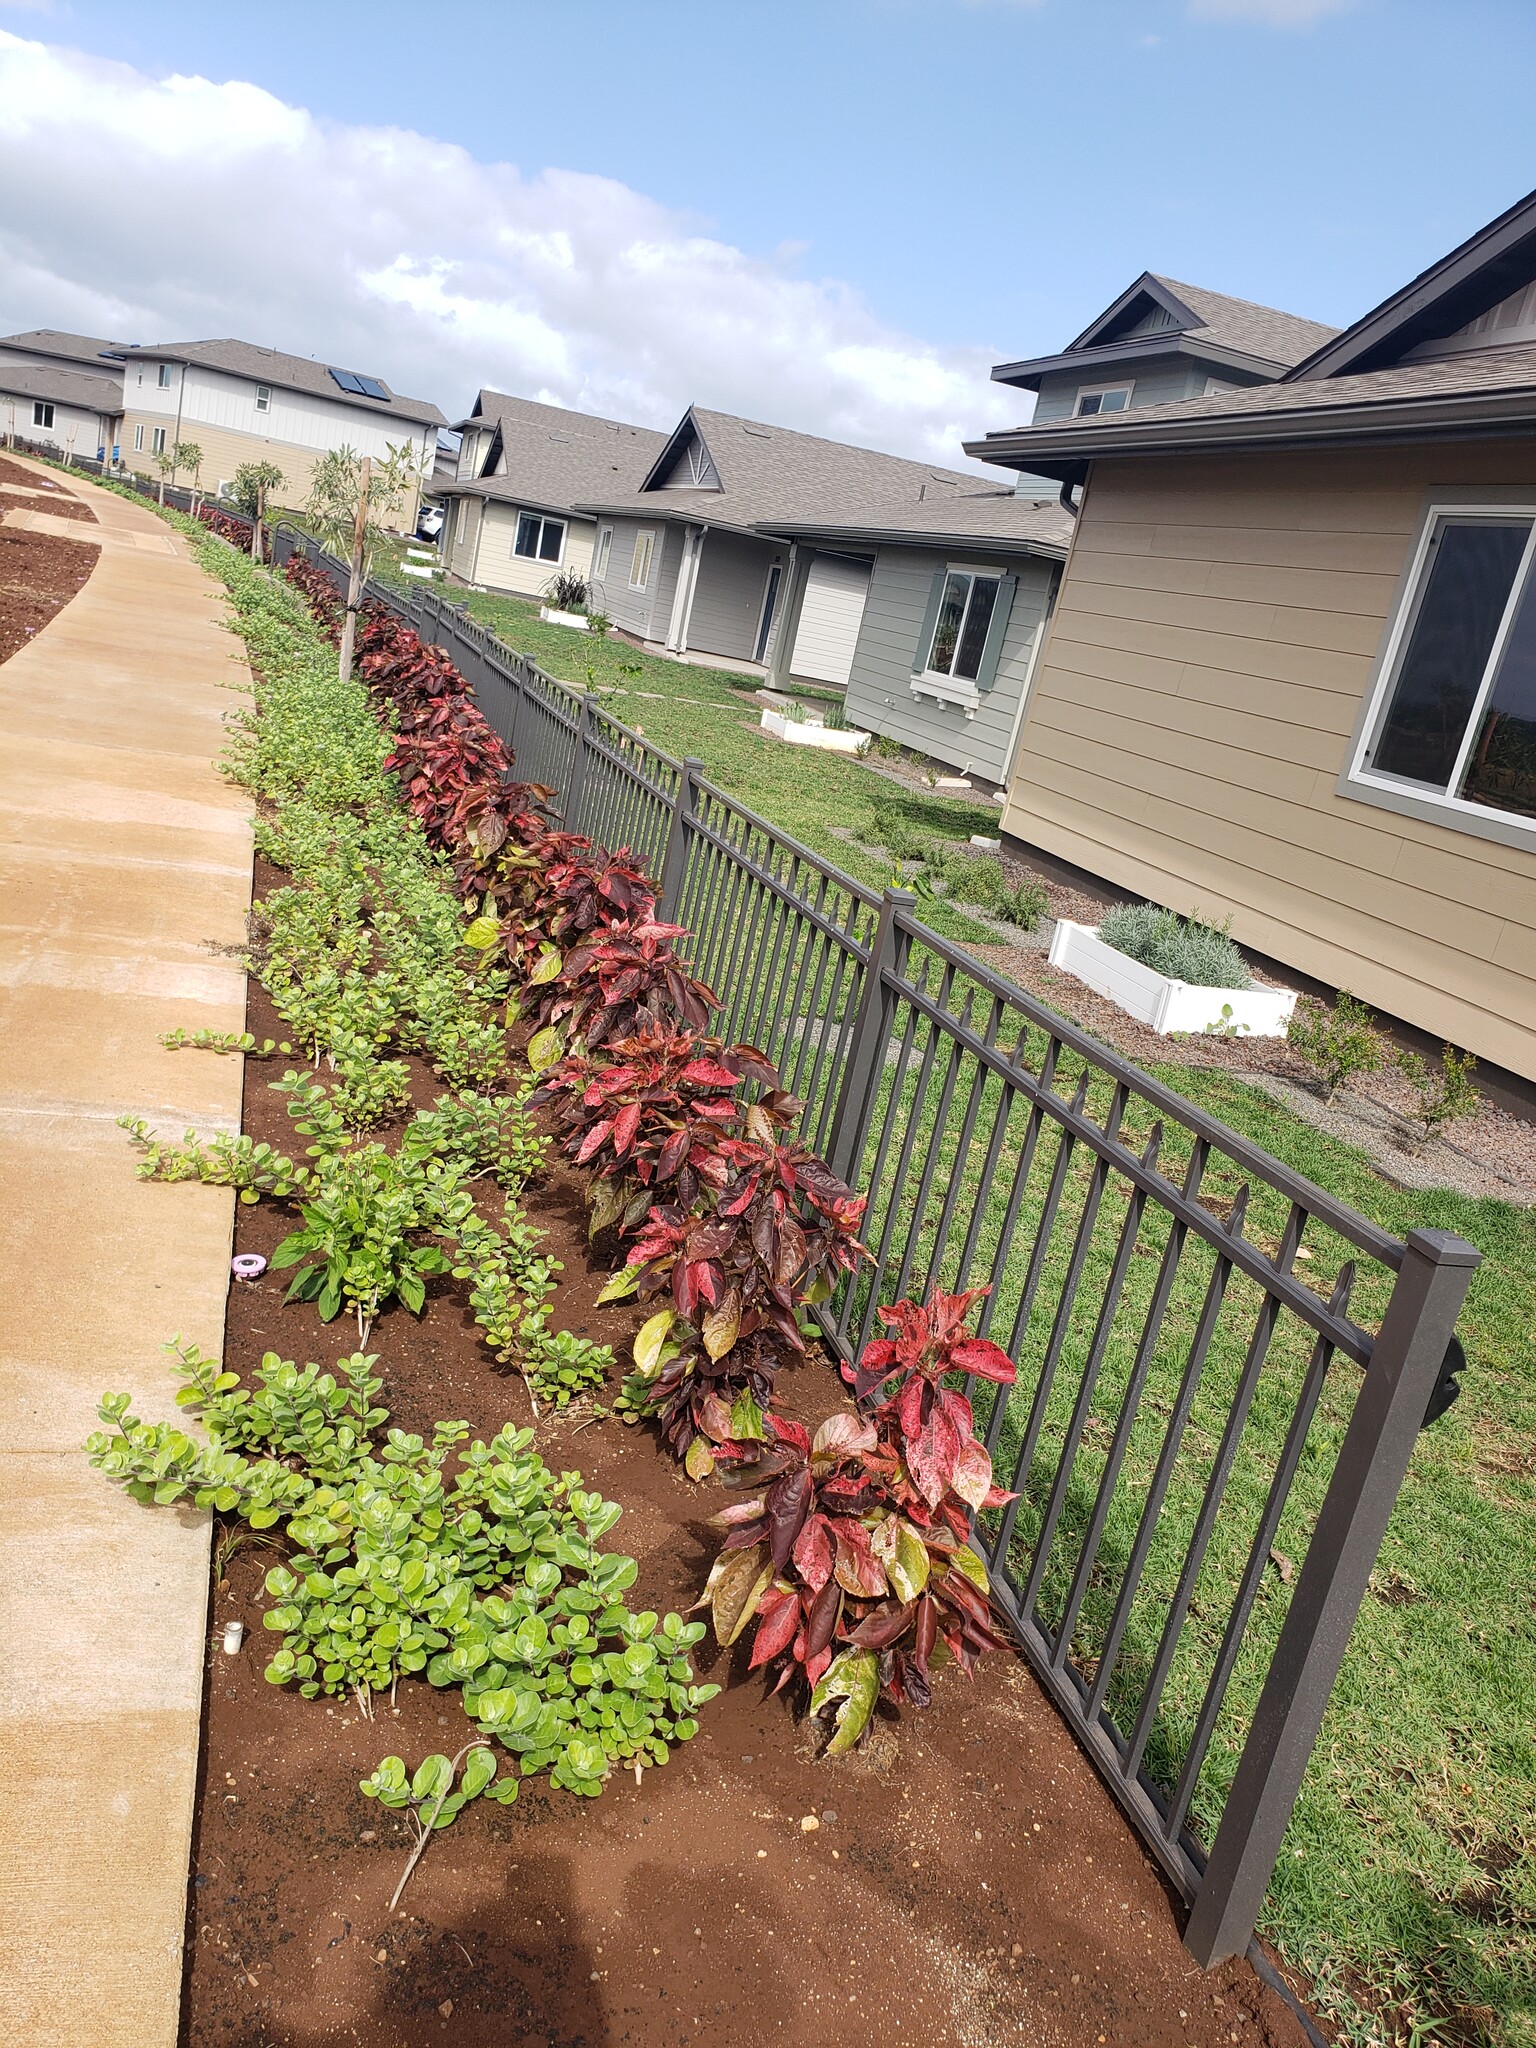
xmin=1184 ymin=1226 xmax=1481 ymax=1966
xmin=658 ymin=757 xmax=704 ymax=924
xmin=563 ymin=692 xmax=596 ymax=834
xmin=824 ymin=886 xmax=916 ymax=1186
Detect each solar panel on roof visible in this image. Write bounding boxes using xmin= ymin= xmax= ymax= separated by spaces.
xmin=355 ymin=375 xmax=390 ymax=402
xmin=329 ymin=368 xmax=366 ymax=395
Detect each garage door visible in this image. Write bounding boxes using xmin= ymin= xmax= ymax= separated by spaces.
xmin=790 ymin=554 xmax=871 ymax=686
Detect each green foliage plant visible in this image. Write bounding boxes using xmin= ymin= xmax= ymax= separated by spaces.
xmin=361 ymin=1742 xmax=517 ymax=1907
xmin=1286 ymin=991 xmax=1385 ymax=1102
xmin=1397 ymin=1042 xmax=1479 ymax=1144
xmin=88 ymin=1342 xmax=717 ymax=1842
xmin=159 ymin=1027 xmax=293 ymax=1057
xmin=1098 ymin=901 xmax=1253 ymax=990
xmin=229 ymin=459 xmax=286 ymax=520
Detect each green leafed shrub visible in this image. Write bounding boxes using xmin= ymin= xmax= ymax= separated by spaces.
xmin=1397 ymin=1042 xmax=1479 ymax=1142
xmin=1286 ymin=991 xmax=1384 ymax=1102
xmin=1097 ymin=902 xmax=1253 ymax=990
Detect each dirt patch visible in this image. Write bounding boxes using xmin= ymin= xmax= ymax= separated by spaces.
xmin=0 ymin=488 xmax=97 ymax=522
xmin=0 ymin=523 xmax=99 ymax=664
xmin=171 ymin=882 xmax=1316 ymax=2048
xmin=0 ymin=453 xmax=65 ymax=490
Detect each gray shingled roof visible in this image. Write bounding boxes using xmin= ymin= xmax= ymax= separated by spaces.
xmin=759 ymin=488 xmax=1072 ymax=558
xmin=578 ymin=406 xmax=1025 ymax=536
xmin=0 ymin=328 xmax=129 ymax=371
xmin=0 ymin=362 xmax=124 ymax=411
xmin=117 ymin=340 xmax=445 ymax=427
xmin=965 ymin=337 xmax=1536 ymax=475
xmin=1147 ymin=277 xmax=1340 ymax=368
xmin=446 ymin=392 xmax=668 ymax=514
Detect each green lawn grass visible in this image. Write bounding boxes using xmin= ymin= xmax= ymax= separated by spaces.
xmin=375 ymin=558 xmax=1535 ymax=2048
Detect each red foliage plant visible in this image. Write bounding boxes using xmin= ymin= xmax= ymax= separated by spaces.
xmin=608 ymin=1130 xmax=867 ymax=1470
xmin=696 ymin=1288 xmax=1017 ymax=1752
xmin=283 ymin=555 xmax=345 ymax=638
xmin=531 ymin=918 xmax=719 ymax=1055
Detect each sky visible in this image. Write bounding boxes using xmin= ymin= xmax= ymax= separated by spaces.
xmin=1 ymin=0 xmax=1534 ymax=470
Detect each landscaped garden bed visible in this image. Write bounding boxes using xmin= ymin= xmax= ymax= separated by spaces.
xmin=78 ymin=517 xmax=1536 ymax=2048
xmin=0 ymin=457 xmax=100 ymax=661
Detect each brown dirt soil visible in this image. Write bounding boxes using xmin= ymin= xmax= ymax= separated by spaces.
xmin=0 ymin=452 xmax=66 ymax=489
xmin=0 ymin=521 xmax=99 ymax=663
xmin=0 ymin=487 xmax=99 ymax=521
xmin=173 ymin=865 xmax=1316 ymax=2048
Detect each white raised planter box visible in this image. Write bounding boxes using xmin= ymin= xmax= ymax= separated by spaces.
xmin=759 ymin=707 xmax=871 ymax=754
xmin=400 ymin=562 xmax=437 ymax=580
xmin=1047 ymin=920 xmax=1298 ymax=1038
xmin=539 ymin=605 xmax=592 ymax=631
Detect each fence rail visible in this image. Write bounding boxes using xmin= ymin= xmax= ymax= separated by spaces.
xmin=271 ymin=523 xmax=1480 ymax=1968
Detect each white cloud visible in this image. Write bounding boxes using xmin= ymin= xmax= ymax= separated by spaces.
xmin=0 ymin=29 xmax=1023 ymax=469
xmin=1188 ymin=0 xmax=1357 ymax=24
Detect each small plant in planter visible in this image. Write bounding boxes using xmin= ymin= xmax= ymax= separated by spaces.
xmin=696 ymin=1287 xmax=1018 ymax=1748
xmin=542 ymin=566 xmax=590 ymax=613
xmin=1097 ymin=902 xmax=1252 ymax=989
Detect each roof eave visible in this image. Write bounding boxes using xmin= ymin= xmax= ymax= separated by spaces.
xmin=964 ymin=386 xmax=1536 ymax=471
xmin=990 ymin=334 xmax=1294 ymax=390
xmin=752 ymin=518 xmax=1068 ymax=561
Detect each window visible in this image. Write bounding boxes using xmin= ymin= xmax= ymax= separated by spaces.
xmin=32 ymin=401 xmax=55 ymax=430
xmin=1074 ymin=384 xmax=1132 ymax=417
xmin=925 ymin=570 xmax=1002 ymax=681
xmin=755 ymin=563 xmax=781 ymax=663
xmin=1352 ymin=508 xmax=1536 ymax=830
xmin=1203 ymin=377 xmax=1240 ymax=397
xmin=629 ymin=529 xmax=655 ymax=590
xmin=514 ymin=513 xmax=565 ymax=563
xmin=157 ymin=363 xmax=172 ymax=389
xmin=454 ymin=498 xmax=469 ymax=545
xmin=150 ymin=426 xmax=166 ymax=455
xmin=133 ymin=423 xmax=144 ymax=452
xmin=593 ymin=527 xmax=612 ymax=581
xmin=254 ymin=385 xmax=271 ymax=414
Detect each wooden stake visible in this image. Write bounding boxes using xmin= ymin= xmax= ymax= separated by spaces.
xmin=338 ymin=456 xmax=372 ymax=682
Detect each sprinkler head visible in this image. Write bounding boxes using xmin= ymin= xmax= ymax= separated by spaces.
xmin=231 ymin=1253 xmax=267 ymax=1282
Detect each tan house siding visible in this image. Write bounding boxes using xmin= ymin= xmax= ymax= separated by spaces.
xmin=469 ymin=502 xmax=596 ymax=598
xmin=120 ymin=414 xmax=430 ymax=524
xmin=1003 ymin=440 xmax=1536 ymax=1080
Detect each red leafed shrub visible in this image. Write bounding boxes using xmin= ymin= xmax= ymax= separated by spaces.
xmin=696 ymin=1289 xmax=1018 ymax=1750
xmin=607 ymin=1131 xmax=867 ymax=1469
xmin=541 ymin=846 xmax=657 ymax=944
xmin=198 ymin=505 xmax=253 ymax=550
xmin=529 ymin=1024 xmax=785 ymax=1231
xmin=283 ymin=555 xmax=345 ymax=638
xmin=531 ymin=918 xmax=719 ymax=1054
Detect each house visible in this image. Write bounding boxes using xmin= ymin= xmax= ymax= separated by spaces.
xmin=964 ymin=190 xmax=1536 ymax=1086
xmin=0 ymin=328 xmax=129 ymax=379
xmin=757 ymin=491 xmax=1071 ymax=789
xmin=0 ymin=362 xmax=122 ymax=463
xmin=437 ymin=392 xmax=668 ymax=598
xmin=574 ymin=405 xmax=1045 ymax=687
xmin=112 ymin=340 xmax=444 ymax=517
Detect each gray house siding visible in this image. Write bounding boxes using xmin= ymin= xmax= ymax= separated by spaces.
xmin=591 ymin=515 xmax=675 ymax=641
xmin=843 ymin=545 xmax=1057 ymax=787
xmin=687 ymin=529 xmax=783 ymax=663
xmin=1030 ymin=355 xmax=1273 ymax=424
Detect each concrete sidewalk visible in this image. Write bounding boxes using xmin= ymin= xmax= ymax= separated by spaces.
xmin=0 ymin=463 xmax=253 ymax=2046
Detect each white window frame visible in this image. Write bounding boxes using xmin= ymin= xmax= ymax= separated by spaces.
xmin=133 ymin=423 xmax=144 ymax=452
xmin=513 ymin=512 xmax=565 ymax=564
xmin=157 ymin=363 xmax=173 ymax=389
xmin=593 ymin=526 xmax=612 ymax=581
xmin=1074 ymin=382 xmax=1133 ymax=417
xmin=32 ymin=401 xmax=55 ymax=430
xmin=1342 ymin=495 xmax=1536 ymax=850
xmin=254 ymin=384 xmax=271 ymax=414
xmin=912 ymin=562 xmax=1005 ymax=714
xmin=1203 ymin=377 xmax=1240 ymax=397
xmin=454 ymin=498 xmax=469 ymax=546
xmin=629 ymin=528 xmax=656 ymax=590
xmin=150 ymin=426 xmax=166 ymax=455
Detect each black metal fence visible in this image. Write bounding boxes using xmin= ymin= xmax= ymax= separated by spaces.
xmin=271 ymin=525 xmax=1480 ymax=1968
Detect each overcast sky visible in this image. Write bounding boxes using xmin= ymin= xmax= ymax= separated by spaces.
xmin=1 ymin=1 xmax=1532 ymax=468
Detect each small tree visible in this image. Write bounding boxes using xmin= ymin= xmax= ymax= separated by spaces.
xmin=1286 ymin=991 xmax=1384 ymax=1102
xmin=305 ymin=441 xmax=427 ymax=677
xmin=152 ymin=449 xmax=176 ymax=506
xmin=175 ymin=441 xmax=204 ymax=514
xmin=1397 ymin=1043 xmax=1479 ymax=1146
xmin=231 ymin=459 xmax=285 ymax=563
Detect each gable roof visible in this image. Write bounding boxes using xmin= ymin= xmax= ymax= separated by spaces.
xmin=0 ymin=362 xmax=124 ymax=413
xmin=444 ymin=391 xmax=668 ymax=516
xmin=1288 ymin=184 xmax=1536 ymax=381
xmin=0 ymin=328 xmax=130 ymax=372
xmin=578 ymin=405 xmax=1026 ymax=538
xmin=991 ymin=272 xmax=1339 ymax=390
xmin=963 ymin=337 xmax=1536 ymax=482
xmin=114 ymin=340 xmax=445 ymax=427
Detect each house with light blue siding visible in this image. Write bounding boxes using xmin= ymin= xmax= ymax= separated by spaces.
xmin=759 ymin=493 xmax=1071 ymax=790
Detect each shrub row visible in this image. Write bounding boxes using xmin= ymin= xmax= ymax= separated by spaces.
xmin=287 ymin=556 xmax=1023 ymax=1750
